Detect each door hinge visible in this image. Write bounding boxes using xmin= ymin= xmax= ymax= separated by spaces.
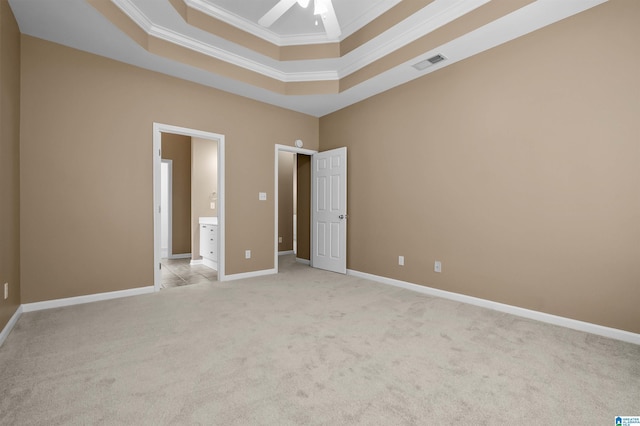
xmin=159 ymin=148 xmax=161 ymax=157
xmin=158 ymin=205 xmax=161 ymax=213
xmin=159 ymin=262 xmax=162 ymax=270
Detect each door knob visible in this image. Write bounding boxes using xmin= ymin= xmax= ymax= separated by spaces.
xmin=339 ymin=214 xmax=349 ymax=219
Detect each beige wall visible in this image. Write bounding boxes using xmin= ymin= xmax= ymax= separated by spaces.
xmin=278 ymin=151 xmax=294 ymax=252
xmin=161 ymin=133 xmax=192 ymax=255
xmin=191 ymin=137 xmax=218 ymax=259
xmin=320 ymin=0 xmax=640 ymax=333
xmin=0 ymin=0 xmax=20 ymax=331
xmin=19 ymin=35 xmax=319 ymax=303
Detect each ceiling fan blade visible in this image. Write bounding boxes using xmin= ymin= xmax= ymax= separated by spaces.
xmin=320 ymin=0 xmax=342 ymax=39
xmin=258 ymin=0 xmax=299 ymax=27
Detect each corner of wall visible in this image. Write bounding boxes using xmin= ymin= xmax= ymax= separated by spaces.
xmin=0 ymin=0 xmax=22 ymax=332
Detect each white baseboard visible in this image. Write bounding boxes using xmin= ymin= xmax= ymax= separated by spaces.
xmin=190 ymin=259 xmax=203 ymax=266
xmin=347 ymin=269 xmax=640 ymax=346
xmin=223 ymin=268 xmax=276 ymax=282
xmin=278 ymin=250 xmax=294 ymax=256
xmin=202 ymin=258 xmax=218 ymax=271
xmin=170 ymin=253 xmax=191 ymax=259
xmin=296 ymin=258 xmax=310 ymax=265
xmin=0 ymin=305 xmax=23 ymax=348
xmin=21 ymin=286 xmax=156 ymax=313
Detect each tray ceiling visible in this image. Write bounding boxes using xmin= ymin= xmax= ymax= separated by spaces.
xmin=9 ymin=0 xmax=607 ymax=117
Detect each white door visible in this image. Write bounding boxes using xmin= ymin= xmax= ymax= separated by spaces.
xmin=312 ymin=147 xmax=347 ymax=274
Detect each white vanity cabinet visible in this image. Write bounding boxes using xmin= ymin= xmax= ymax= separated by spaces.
xmin=199 ymin=217 xmax=218 ymax=271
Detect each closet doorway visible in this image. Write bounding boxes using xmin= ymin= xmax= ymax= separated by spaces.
xmin=274 ymin=144 xmax=317 ymax=273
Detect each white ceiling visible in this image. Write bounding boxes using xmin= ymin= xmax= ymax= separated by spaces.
xmin=8 ymin=0 xmax=607 ymax=117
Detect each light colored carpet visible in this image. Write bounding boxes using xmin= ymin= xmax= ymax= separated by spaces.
xmin=1 ymin=256 xmax=638 ymax=425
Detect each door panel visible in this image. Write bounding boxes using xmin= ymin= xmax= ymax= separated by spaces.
xmin=317 ymin=222 xmax=327 ymax=257
xmin=312 ymin=147 xmax=347 ymax=274
xmin=317 ymin=176 xmax=327 ymax=211
xmin=330 ymin=222 xmax=340 ymax=258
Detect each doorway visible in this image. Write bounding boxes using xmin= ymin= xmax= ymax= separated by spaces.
xmin=153 ymin=123 xmax=226 ymax=290
xmin=274 ymin=144 xmax=317 ymax=274
xmin=275 ymin=145 xmax=349 ymax=275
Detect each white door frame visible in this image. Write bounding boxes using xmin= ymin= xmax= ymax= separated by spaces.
xmin=274 ymin=144 xmax=317 ymax=274
xmin=160 ymin=159 xmax=173 ymax=259
xmin=153 ymin=123 xmax=226 ymax=290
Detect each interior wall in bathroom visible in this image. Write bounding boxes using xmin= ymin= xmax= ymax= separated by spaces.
xmin=278 ymin=151 xmax=295 ymax=252
xmin=161 ymin=132 xmax=192 ymax=255
xmin=191 ymin=137 xmax=218 ymax=259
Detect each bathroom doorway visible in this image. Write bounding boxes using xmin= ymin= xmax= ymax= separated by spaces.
xmin=153 ymin=123 xmax=226 ymax=290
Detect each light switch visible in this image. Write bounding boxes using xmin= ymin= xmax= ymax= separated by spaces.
xmin=210 ymin=202 xmax=215 ymax=209
xmin=259 ymin=192 xmax=267 ymax=201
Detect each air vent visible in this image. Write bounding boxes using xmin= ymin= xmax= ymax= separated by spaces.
xmin=412 ymin=54 xmax=447 ymax=71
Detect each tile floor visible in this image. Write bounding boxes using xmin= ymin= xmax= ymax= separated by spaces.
xmin=160 ymin=258 xmax=218 ymax=289
xmin=160 ymin=254 xmax=306 ymax=289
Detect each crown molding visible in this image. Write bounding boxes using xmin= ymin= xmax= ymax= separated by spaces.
xmin=113 ymin=0 xmax=154 ymax=29
xmin=112 ymin=0 xmax=490 ymax=84
xmin=191 ymin=0 xmax=402 ymax=46
xmin=112 ymin=0 xmax=339 ymax=82
xmin=187 ymin=0 xmax=329 ymax=46
xmin=338 ymin=0 xmax=403 ymax=37
xmin=336 ymin=0 xmax=490 ymax=78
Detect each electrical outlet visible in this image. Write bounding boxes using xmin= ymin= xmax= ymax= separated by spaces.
xmin=245 ymin=250 xmax=251 ymax=259
xmin=278 ymin=237 xmax=283 ymax=243
xmin=434 ymin=260 xmax=442 ymax=273
xmin=398 ymin=256 xmax=404 ymax=266
xmin=3 ymin=283 xmax=8 ymax=300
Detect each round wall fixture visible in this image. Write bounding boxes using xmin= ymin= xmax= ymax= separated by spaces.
xmin=295 ymin=139 xmax=303 ymax=148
